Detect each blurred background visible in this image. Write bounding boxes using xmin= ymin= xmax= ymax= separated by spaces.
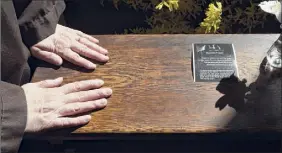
xmin=61 ymin=0 xmax=281 ymax=35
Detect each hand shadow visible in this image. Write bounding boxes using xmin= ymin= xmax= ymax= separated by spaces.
xmin=215 ymin=74 xmax=249 ymax=112
xmin=30 ymin=56 xmax=107 ymax=74
xmin=62 ymin=56 xmax=108 ymax=73
xmin=215 ymin=57 xmax=281 ymax=112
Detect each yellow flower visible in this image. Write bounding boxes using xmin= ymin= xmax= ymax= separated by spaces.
xmin=156 ymin=0 xmax=179 ymax=11
xmin=199 ymin=2 xmax=222 ymax=33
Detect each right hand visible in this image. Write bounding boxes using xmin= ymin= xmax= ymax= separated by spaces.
xmin=22 ymin=77 xmax=112 ymax=133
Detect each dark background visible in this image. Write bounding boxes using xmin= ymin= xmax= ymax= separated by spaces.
xmin=62 ymin=0 xmax=149 ymax=34
xmin=19 ymin=133 xmax=282 ymax=153
xmin=61 ymin=0 xmax=281 ymax=34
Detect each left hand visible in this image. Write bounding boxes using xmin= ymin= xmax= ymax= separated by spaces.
xmin=30 ymin=24 xmax=109 ymax=69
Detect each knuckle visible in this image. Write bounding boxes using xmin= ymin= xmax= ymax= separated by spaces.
xmin=55 ymin=48 xmax=64 ymax=55
xmin=72 ymin=53 xmax=81 ymax=61
xmin=58 ymin=32 xmax=71 ymax=42
xmin=58 ymin=107 xmax=66 ymax=115
xmin=82 ymin=46 xmax=90 ymax=52
xmin=73 ymin=103 xmax=81 ymax=112
xmin=91 ymin=101 xmax=97 ymax=108
xmin=78 ymin=92 xmax=88 ymax=101
xmin=54 ymin=45 xmax=66 ymax=55
xmin=46 ymin=44 xmax=56 ymax=53
xmin=67 ymin=105 xmax=77 ymax=114
xmin=79 ymin=47 xmax=87 ymax=54
xmin=95 ymin=89 xmax=105 ymax=97
xmin=67 ymin=107 xmax=76 ymax=114
xmin=61 ymin=119 xmax=69 ymax=127
xmin=54 ymin=40 xmax=65 ymax=51
xmin=73 ymin=82 xmax=82 ymax=91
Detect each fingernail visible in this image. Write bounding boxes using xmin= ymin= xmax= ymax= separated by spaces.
xmin=99 ymin=46 xmax=108 ymax=53
xmin=99 ymin=99 xmax=107 ymax=106
xmin=85 ymin=115 xmax=91 ymax=121
xmin=105 ymin=88 xmax=113 ymax=95
xmin=88 ymin=63 xmax=96 ymax=69
xmin=56 ymin=77 xmax=63 ymax=81
xmin=96 ymin=80 xmax=104 ymax=86
xmin=55 ymin=58 xmax=63 ymax=66
xmin=104 ymin=56 xmax=109 ymax=61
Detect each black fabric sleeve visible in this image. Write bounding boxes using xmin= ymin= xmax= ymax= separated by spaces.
xmin=16 ymin=0 xmax=66 ymax=48
xmin=0 ymin=81 xmax=27 ymax=153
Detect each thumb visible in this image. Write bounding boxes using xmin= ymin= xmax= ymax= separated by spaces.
xmin=31 ymin=46 xmax=63 ymax=66
xmin=37 ymin=77 xmax=64 ymax=88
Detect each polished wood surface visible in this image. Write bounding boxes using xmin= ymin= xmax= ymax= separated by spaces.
xmin=32 ymin=34 xmax=281 ymax=133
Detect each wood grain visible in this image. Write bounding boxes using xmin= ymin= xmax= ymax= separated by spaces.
xmin=32 ymin=34 xmax=282 ymax=133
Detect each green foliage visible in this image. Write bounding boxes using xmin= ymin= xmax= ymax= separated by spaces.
xmin=102 ymin=0 xmax=271 ymax=34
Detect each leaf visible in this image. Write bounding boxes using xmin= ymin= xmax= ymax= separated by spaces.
xmin=155 ymin=0 xmax=180 ymax=11
xmin=163 ymin=1 xmax=170 ymax=8
xmin=156 ymin=2 xmax=164 ymax=10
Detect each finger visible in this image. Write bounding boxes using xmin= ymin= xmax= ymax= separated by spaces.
xmin=52 ymin=115 xmax=91 ymax=129
xmin=78 ymin=37 xmax=108 ymax=55
xmin=64 ymin=88 xmax=112 ymax=103
xmin=71 ymin=41 xmax=109 ymax=62
xmin=31 ymin=46 xmax=63 ymax=66
xmin=60 ymin=48 xmax=96 ymax=69
xmin=37 ymin=77 xmax=63 ymax=88
xmin=77 ymin=32 xmax=99 ymax=43
xmin=57 ymin=98 xmax=107 ymax=117
xmin=60 ymin=79 xmax=104 ymax=94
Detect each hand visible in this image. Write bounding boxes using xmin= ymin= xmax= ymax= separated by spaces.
xmin=30 ymin=24 xmax=109 ymax=69
xmin=22 ymin=78 xmax=112 ymax=133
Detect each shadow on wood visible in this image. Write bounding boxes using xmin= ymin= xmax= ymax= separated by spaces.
xmin=216 ymin=57 xmax=282 ymax=130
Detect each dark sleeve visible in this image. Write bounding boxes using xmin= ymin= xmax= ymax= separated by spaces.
xmin=0 ymin=81 xmax=27 ymax=153
xmin=15 ymin=0 xmax=66 ymax=48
